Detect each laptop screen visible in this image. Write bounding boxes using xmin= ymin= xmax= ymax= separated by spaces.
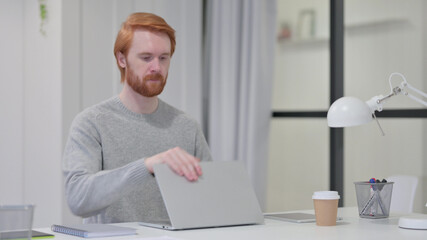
xmin=152 ymin=161 xmax=264 ymax=230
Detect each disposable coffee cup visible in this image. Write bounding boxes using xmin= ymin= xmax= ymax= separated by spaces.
xmin=312 ymin=191 xmax=340 ymax=226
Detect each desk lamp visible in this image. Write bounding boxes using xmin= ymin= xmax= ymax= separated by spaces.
xmin=327 ymin=72 xmax=427 ymax=230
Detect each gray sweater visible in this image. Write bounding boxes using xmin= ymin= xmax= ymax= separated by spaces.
xmin=63 ymin=96 xmax=212 ymax=223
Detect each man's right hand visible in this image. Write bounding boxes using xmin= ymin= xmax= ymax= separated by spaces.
xmin=144 ymin=147 xmax=202 ymax=181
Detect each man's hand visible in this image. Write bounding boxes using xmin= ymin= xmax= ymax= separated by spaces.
xmin=144 ymin=147 xmax=202 ymax=181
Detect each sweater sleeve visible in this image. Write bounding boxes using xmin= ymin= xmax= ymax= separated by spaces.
xmin=62 ymin=112 xmax=152 ymax=218
xmin=194 ymin=122 xmax=213 ymax=162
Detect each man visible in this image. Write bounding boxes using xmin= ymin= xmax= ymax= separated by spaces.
xmin=63 ymin=12 xmax=212 ymax=224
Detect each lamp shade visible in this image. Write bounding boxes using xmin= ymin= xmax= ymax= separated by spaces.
xmin=327 ymin=97 xmax=373 ymax=127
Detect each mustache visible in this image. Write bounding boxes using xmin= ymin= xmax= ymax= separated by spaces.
xmin=143 ymin=73 xmax=164 ymax=81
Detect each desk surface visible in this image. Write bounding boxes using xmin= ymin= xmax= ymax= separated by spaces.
xmin=37 ymin=207 xmax=427 ymax=240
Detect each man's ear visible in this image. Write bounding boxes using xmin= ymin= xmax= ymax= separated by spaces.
xmin=116 ymin=52 xmax=127 ymax=68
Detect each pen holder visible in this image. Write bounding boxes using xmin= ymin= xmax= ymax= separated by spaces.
xmin=354 ymin=182 xmax=393 ymax=219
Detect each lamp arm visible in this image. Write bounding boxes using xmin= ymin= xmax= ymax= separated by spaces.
xmin=371 ymin=73 xmax=427 ymax=111
xmin=364 ymin=73 xmax=426 ymax=137
xmin=401 ymin=82 xmax=427 ymax=107
xmin=366 ymin=95 xmax=385 ymax=113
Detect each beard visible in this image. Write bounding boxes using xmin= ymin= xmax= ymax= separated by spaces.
xmin=126 ymin=67 xmax=167 ymax=97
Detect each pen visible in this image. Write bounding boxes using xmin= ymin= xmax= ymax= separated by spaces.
xmin=361 ymin=192 xmax=376 ymax=216
xmin=376 ymin=180 xmax=388 ymax=216
xmin=360 ymin=179 xmax=375 ymax=215
xmin=360 ymin=178 xmax=388 ymax=216
xmin=370 ymin=178 xmax=376 ymax=215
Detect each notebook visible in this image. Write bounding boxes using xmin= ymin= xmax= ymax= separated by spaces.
xmin=139 ymin=161 xmax=264 ymax=230
xmin=51 ymin=224 xmax=136 ymax=238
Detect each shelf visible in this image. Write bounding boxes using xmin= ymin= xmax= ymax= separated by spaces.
xmin=277 ymin=18 xmax=409 ymax=47
xmin=345 ymin=18 xmax=409 ymax=30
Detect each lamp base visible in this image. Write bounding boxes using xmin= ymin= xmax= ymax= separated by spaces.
xmin=398 ymin=214 xmax=427 ymax=230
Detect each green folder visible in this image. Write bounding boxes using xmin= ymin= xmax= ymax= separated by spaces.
xmin=0 ymin=230 xmax=54 ymax=239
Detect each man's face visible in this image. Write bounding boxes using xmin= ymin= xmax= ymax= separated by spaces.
xmin=124 ymin=29 xmax=171 ymax=97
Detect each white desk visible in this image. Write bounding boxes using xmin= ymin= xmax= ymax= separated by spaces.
xmin=37 ymin=207 xmax=426 ymax=240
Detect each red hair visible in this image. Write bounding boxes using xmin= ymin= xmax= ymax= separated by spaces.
xmin=114 ymin=12 xmax=176 ymax=83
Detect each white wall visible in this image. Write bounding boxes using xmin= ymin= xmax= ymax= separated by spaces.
xmin=268 ymin=0 xmax=426 ymax=213
xmin=267 ymin=0 xmax=330 ymax=212
xmin=272 ymin=0 xmax=330 ymax=111
xmin=344 ymin=0 xmax=426 ymax=213
xmin=423 ymin=0 xmax=427 ymax=210
xmin=345 ymin=0 xmax=424 ymax=108
xmin=0 ymin=0 xmax=25 ymax=205
xmin=1 ymin=0 xmax=203 ymax=226
xmin=0 ymin=0 xmax=63 ymax=227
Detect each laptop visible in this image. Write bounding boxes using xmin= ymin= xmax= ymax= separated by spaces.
xmin=138 ymin=161 xmax=264 ymax=230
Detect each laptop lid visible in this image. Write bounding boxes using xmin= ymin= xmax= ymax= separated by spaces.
xmin=140 ymin=161 xmax=264 ymax=230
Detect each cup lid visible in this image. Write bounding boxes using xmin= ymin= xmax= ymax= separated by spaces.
xmin=312 ymin=191 xmax=340 ymax=200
